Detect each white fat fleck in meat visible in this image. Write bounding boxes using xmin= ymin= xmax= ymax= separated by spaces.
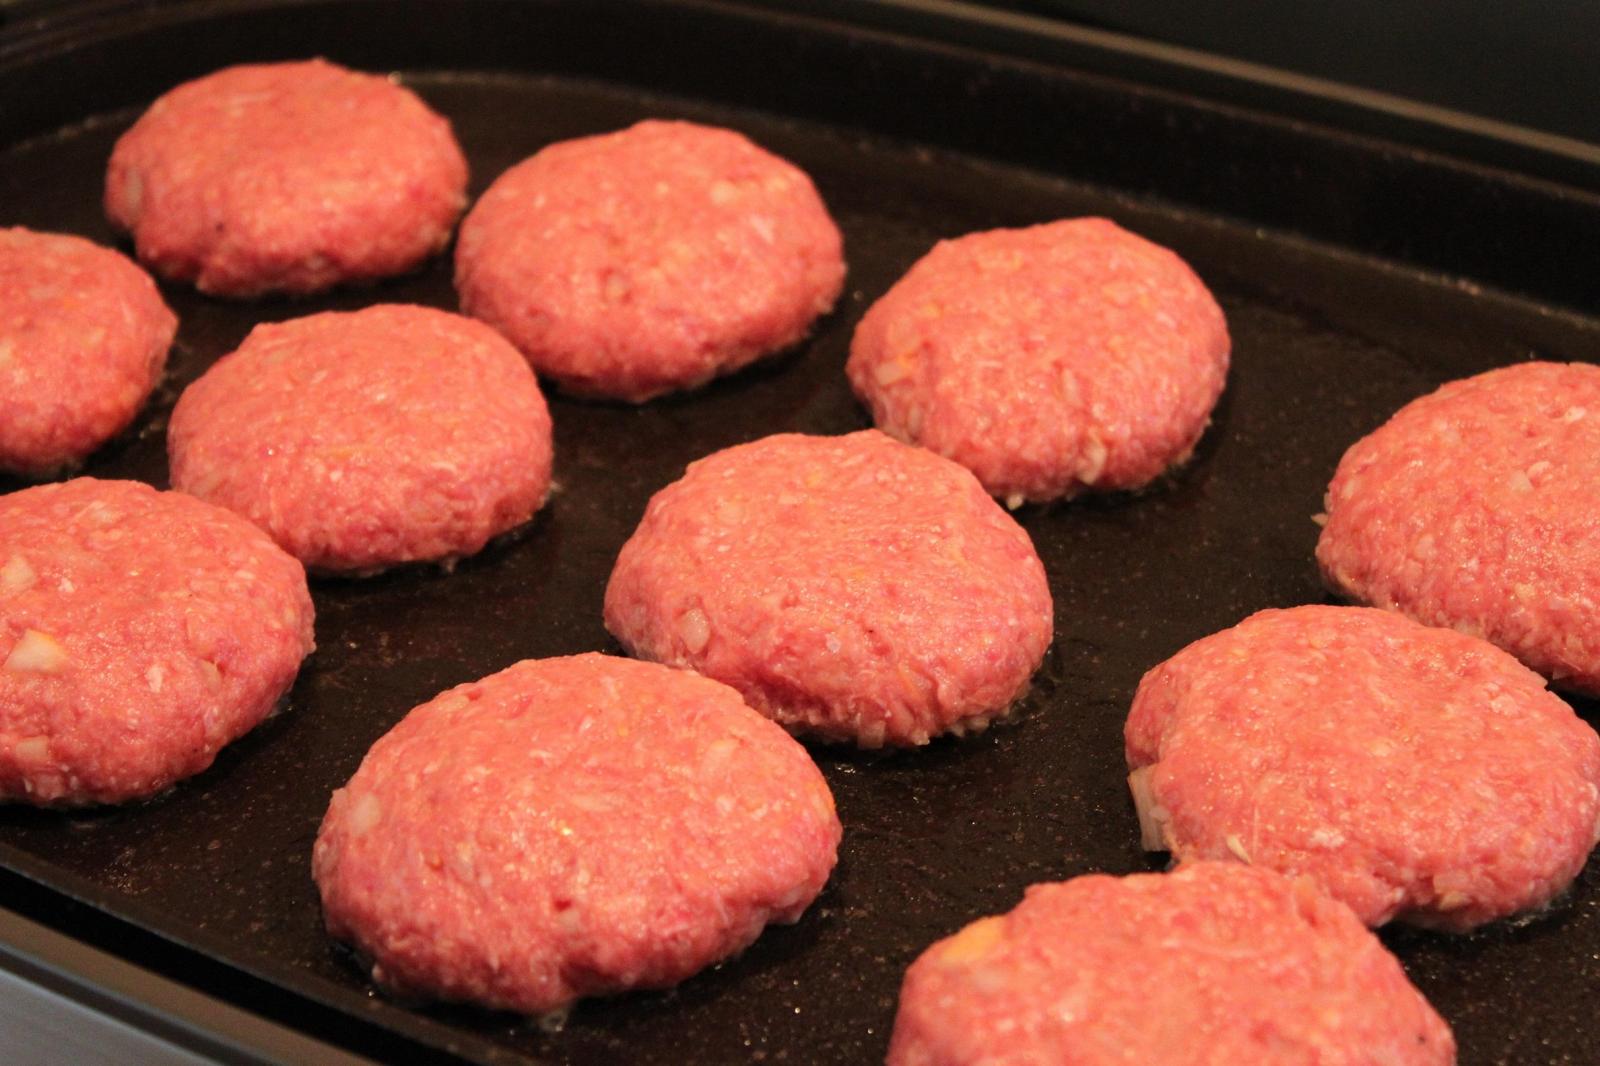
xmin=1077 ymin=432 xmax=1108 ymax=485
xmin=433 ymin=694 xmax=469 ymax=714
xmin=449 ymin=841 xmax=478 ymax=883
xmin=873 ymin=359 xmax=911 ymax=386
xmin=701 ymin=737 xmax=740 ymax=771
xmin=678 ymin=608 xmax=711 ymax=654
xmin=77 ymin=501 xmax=119 ymax=526
xmin=1127 ymin=766 xmax=1171 ymax=851
xmin=4 ymin=629 xmax=67 ymax=673
xmin=348 ymin=792 xmax=382 ymax=836
xmin=1306 ymin=828 xmax=1346 ymax=850
xmin=0 ymin=555 xmax=36 ymax=596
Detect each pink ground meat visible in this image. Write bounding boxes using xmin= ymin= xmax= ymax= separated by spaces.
xmin=0 ymin=228 xmax=174 ymax=475
xmin=889 ymin=863 xmax=1455 ymax=1066
xmin=168 ymin=304 xmax=553 ymax=575
xmin=0 ymin=479 xmax=314 ymax=806
xmin=604 ymin=430 xmax=1053 ymax=747
xmin=455 ymin=119 xmax=845 ymax=402
xmin=848 ymin=217 xmax=1229 ymax=506
xmin=1126 ymin=605 xmax=1600 ymax=930
xmin=1318 ymin=360 xmax=1600 ymax=695
xmin=106 ymin=59 xmax=467 ymax=297
xmin=312 ymin=653 xmax=840 ymax=1013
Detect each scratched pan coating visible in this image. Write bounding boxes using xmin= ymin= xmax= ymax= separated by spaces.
xmin=2 ymin=3 xmax=1600 ymax=1063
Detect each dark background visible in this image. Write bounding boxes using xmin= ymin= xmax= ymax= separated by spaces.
xmin=1005 ymin=1 xmax=1600 ymax=146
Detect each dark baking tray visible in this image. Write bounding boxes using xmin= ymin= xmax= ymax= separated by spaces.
xmin=3 ymin=2 xmax=1600 ymax=1063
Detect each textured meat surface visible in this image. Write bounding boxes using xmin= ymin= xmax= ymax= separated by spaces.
xmin=1318 ymin=361 xmax=1600 ymax=695
xmin=455 ymin=119 xmax=845 ymax=401
xmin=0 ymin=479 xmax=314 ymax=806
xmin=888 ymin=863 xmax=1455 ymax=1066
xmin=168 ymin=304 xmax=553 ymax=574
xmin=1125 ymin=605 xmax=1600 ymax=930
xmin=105 ymin=59 xmax=467 ymax=297
xmin=604 ymin=430 xmax=1052 ymax=746
xmin=312 ymin=653 xmax=841 ymax=1013
xmin=0 ymin=228 xmax=174 ymax=475
xmin=847 ymin=218 xmax=1229 ymax=504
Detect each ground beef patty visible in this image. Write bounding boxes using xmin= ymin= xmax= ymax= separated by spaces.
xmin=313 ymin=653 xmax=840 ymax=1014
xmin=1126 ymin=605 xmax=1600 ymax=931
xmin=0 ymin=479 xmax=314 ymax=806
xmin=848 ymin=218 xmax=1229 ymax=506
xmin=1318 ymin=361 xmax=1600 ymax=695
xmin=168 ymin=304 xmax=553 ymax=575
xmin=604 ymin=430 xmax=1053 ymax=747
xmin=106 ymin=59 xmax=467 ymax=297
xmin=888 ymin=863 xmax=1455 ymax=1066
xmin=455 ymin=119 xmax=845 ymax=402
xmin=0 ymin=228 xmax=175 ymax=476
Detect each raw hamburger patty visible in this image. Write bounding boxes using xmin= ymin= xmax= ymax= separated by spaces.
xmin=1125 ymin=605 xmax=1600 ymax=930
xmin=0 ymin=227 xmax=175 ymax=475
xmin=888 ymin=863 xmax=1455 ymax=1066
xmin=168 ymin=304 xmax=553 ymax=575
xmin=455 ymin=119 xmax=845 ymax=401
xmin=105 ymin=59 xmax=467 ymax=297
xmin=848 ymin=218 xmax=1229 ymax=505
xmin=1318 ymin=361 xmax=1600 ymax=695
xmin=312 ymin=653 xmax=841 ymax=1013
xmin=0 ymin=479 xmax=314 ymax=806
xmin=604 ymin=430 xmax=1053 ymax=747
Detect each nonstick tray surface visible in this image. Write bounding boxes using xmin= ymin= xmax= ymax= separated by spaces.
xmin=2 ymin=3 xmax=1600 ymax=1063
